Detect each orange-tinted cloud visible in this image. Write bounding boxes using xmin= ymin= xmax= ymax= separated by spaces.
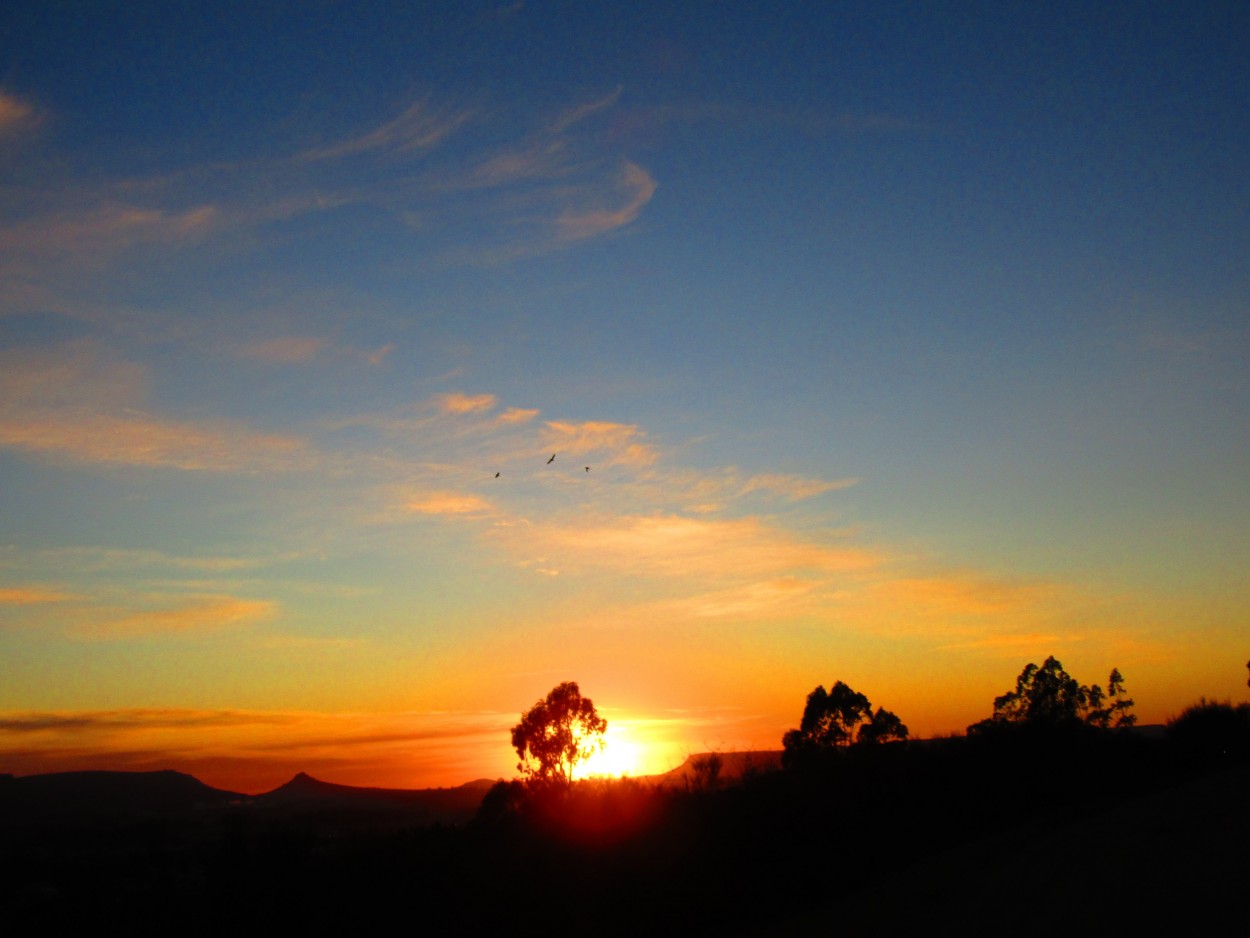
xmin=0 ymin=707 xmax=514 ymax=792
xmin=669 ymin=576 xmax=823 ymax=620
xmin=869 ymin=574 xmax=1060 ymax=617
xmin=81 ymin=595 xmax=277 ymax=639
xmin=438 ymin=392 xmax=497 ymax=415
xmin=406 ymin=492 xmax=493 ymax=515
xmin=0 ymin=344 xmax=310 ymax=472
xmin=497 ymin=513 xmax=880 ymax=582
xmin=0 ymin=586 xmax=75 ymax=605
xmin=0 ymin=412 xmax=307 ymax=472
xmin=542 ymin=419 xmax=657 ymax=466
xmin=495 ymin=406 xmax=540 ymax=425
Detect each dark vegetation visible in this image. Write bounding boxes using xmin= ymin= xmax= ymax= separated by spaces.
xmin=3 ymin=660 xmax=1248 ymax=935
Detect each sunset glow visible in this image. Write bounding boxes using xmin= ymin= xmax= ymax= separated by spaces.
xmin=2 ymin=4 xmax=1248 ymax=794
xmin=576 ymin=725 xmax=649 ymax=781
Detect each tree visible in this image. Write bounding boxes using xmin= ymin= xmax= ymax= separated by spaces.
xmin=858 ymin=706 xmax=910 ymax=745
xmin=1087 ymin=667 xmax=1136 ymax=729
xmin=967 ymin=656 xmax=1134 ymax=734
xmin=782 ymin=680 xmax=908 ymax=766
xmin=511 ymin=681 xmax=607 ymax=789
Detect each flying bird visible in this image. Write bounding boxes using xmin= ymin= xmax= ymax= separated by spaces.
xmin=494 ymin=472 xmax=500 ymax=478
xmin=585 ymin=466 xmax=590 ymax=472
xmin=547 ymin=453 xmax=556 ymax=464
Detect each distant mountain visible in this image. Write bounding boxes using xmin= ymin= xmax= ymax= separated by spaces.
xmin=0 ymin=768 xmax=495 ymax=829
xmin=0 ymin=769 xmax=242 ymax=823
xmin=256 ymin=771 xmax=494 ymax=823
xmin=654 ymin=750 xmax=783 ymax=784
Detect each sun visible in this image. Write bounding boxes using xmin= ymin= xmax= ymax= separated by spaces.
xmin=575 ymin=727 xmax=643 ymax=779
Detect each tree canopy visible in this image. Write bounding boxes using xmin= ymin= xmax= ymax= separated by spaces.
xmin=510 ymin=681 xmax=607 ymax=789
xmin=782 ymin=680 xmax=908 ymax=766
xmin=967 ymin=656 xmax=1135 ymax=735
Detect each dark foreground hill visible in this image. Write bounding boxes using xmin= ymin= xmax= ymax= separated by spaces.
xmin=0 ymin=768 xmax=494 ymax=830
xmin=2 ymin=735 xmax=1245 ymax=935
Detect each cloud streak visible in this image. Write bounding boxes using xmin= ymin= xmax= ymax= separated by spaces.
xmin=0 ymin=586 xmax=76 ymax=605
xmin=405 ymin=492 xmax=493 ymax=516
xmin=496 ymin=514 xmax=880 ymax=582
xmin=557 ymin=161 xmax=657 ymax=240
xmin=81 ymin=595 xmax=277 ymax=639
xmin=239 ymin=336 xmax=328 ymax=364
xmin=297 ymin=99 xmax=473 ymax=162
xmin=542 ymin=419 xmax=657 ymax=466
xmin=0 ymin=344 xmax=311 ymax=472
xmin=0 ymin=91 xmax=38 ymax=134
xmin=0 ymin=707 xmax=515 ymax=791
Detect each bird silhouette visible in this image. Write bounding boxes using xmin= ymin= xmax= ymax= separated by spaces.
xmin=547 ymin=453 xmax=556 ymax=464
xmin=585 ymin=466 xmax=590 ymax=472
xmin=494 ymin=472 xmax=500 ymax=478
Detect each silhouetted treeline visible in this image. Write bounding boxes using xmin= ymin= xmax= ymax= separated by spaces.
xmin=4 ymin=726 xmax=1248 ymax=935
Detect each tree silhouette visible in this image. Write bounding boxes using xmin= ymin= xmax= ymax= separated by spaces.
xmin=968 ymin=656 xmax=1135 ymax=734
xmin=511 ymin=681 xmax=607 ymax=789
xmin=858 ymin=705 xmax=910 ymax=745
xmin=1086 ymin=667 xmax=1136 ymax=729
xmin=782 ymin=680 xmax=908 ymax=766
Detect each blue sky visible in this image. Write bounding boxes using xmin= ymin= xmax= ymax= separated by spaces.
xmin=1 ymin=2 xmax=1248 ymax=789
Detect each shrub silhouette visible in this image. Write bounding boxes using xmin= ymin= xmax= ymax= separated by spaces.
xmin=1167 ymin=698 xmax=1250 ymax=762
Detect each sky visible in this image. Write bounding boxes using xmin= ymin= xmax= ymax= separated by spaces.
xmin=1 ymin=2 xmax=1248 ymax=792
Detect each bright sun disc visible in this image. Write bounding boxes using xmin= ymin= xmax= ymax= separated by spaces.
xmin=576 ymin=731 xmax=642 ymax=779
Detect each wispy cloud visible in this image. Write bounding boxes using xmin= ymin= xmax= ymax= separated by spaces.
xmin=0 ymin=91 xmax=38 ymax=134
xmin=550 ymin=86 xmax=624 ymax=134
xmin=542 ymin=419 xmax=657 ymax=466
xmin=0 ymin=343 xmax=311 ymax=472
xmin=557 ymin=160 xmax=657 ymax=240
xmin=495 ymin=407 xmax=540 ymax=425
xmin=81 ymin=595 xmax=277 ymax=639
xmin=1 ymin=89 xmax=654 ymax=336
xmin=0 ymin=707 xmax=515 ymax=791
xmin=438 ymin=392 xmax=498 ymax=415
xmin=405 ymin=492 xmax=493 ymax=515
xmin=19 ymin=546 xmax=283 ymax=574
xmin=465 ymin=139 xmax=570 ymax=188
xmin=0 ymin=586 xmax=76 ymax=605
xmin=297 ymin=99 xmax=474 ymax=162
xmin=495 ymin=513 xmax=880 ymax=582
xmin=935 ymin=631 xmax=1077 ymax=654
xmin=239 ymin=336 xmax=328 ymax=364
xmin=0 ymin=203 xmax=218 ymax=263
xmin=868 ymin=574 xmax=1060 ymax=617
xmin=740 ymin=473 xmax=859 ymax=501
xmin=669 ymin=576 xmax=824 ymax=620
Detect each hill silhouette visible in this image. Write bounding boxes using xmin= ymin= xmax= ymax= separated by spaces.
xmin=255 ymin=771 xmax=494 ymax=826
xmin=0 ymin=768 xmax=495 ymax=830
xmin=652 ymin=749 xmax=782 ymax=784
xmin=0 ymin=769 xmax=241 ymax=822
